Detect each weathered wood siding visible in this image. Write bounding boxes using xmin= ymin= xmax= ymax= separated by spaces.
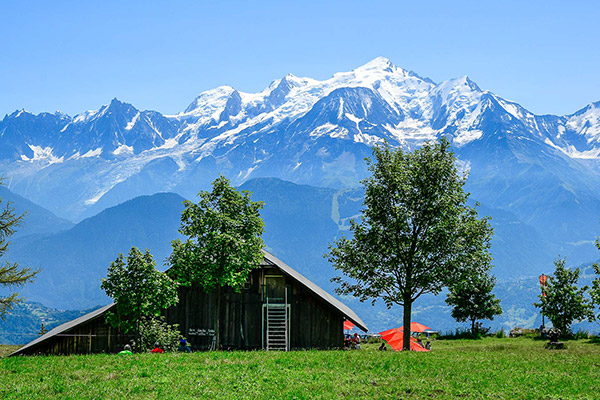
xmin=165 ymin=267 xmax=344 ymax=350
xmin=17 ymin=265 xmax=346 ymax=355
xmin=17 ymin=315 xmax=130 ymax=356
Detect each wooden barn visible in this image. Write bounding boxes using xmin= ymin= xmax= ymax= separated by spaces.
xmin=11 ymin=250 xmax=367 ymax=356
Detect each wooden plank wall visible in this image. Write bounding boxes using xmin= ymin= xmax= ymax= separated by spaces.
xmin=19 ymin=317 xmax=131 ymax=355
xmin=20 ymin=266 xmax=346 ymax=355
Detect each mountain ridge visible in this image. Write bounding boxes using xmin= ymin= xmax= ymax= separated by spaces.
xmin=1 ymin=57 xmax=599 ymax=267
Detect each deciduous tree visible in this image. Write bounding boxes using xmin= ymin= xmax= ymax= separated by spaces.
xmin=101 ymin=247 xmax=178 ymax=350
xmin=168 ymin=175 xmax=264 ymax=349
xmin=327 ymin=138 xmax=493 ymax=350
xmin=534 ymin=257 xmax=592 ymax=336
xmin=446 ymin=270 xmax=502 ymax=336
xmin=586 ymin=240 xmax=600 ymax=325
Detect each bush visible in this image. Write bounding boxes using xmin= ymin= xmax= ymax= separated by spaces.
xmin=494 ymin=329 xmax=506 ymax=338
xmin=571 ymin=330 xmax=591 ymax=340
xmin=438 ymin=328 xmax=483 ymax=340
xmin=138 ymin=316 xmax=183 ymax=352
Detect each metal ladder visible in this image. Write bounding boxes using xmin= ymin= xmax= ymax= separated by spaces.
xmin=265 ymin=287 xmax=288 ymax=351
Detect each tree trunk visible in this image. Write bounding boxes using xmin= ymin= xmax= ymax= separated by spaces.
xmin=215 ymin=286 xmax=221 ymax=349
xmin=471 ymin=318 xmax=476 ymax=337
xmin=403 ymin=295 xmax=412 ymax=351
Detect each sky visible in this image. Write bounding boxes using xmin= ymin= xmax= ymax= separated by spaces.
xmin=1 ymin=0 xmax=599 ymax=117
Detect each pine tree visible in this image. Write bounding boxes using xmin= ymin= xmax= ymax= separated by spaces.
xmin=0 ymin=183 xmax=39 ymax=319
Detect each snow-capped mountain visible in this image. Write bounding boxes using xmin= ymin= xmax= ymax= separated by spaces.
xmin=1 ymin=57 xmax=600 ymax=264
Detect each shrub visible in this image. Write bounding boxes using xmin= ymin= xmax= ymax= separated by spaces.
xmin=494 ymin=329 xmax=506 ymax=338
xmin=571 ymin=330 xmax=591 ymax=340
xmin=439 ymin=328 xmax=483 ymax=340
xmin=138 ymin=316 xmax=183 ymax=352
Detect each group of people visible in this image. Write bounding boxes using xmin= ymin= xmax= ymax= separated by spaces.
xmin=118 ymin=339 xmax=192 ymax=355
xmin=343 ymin=333 xmax=362 ymax=350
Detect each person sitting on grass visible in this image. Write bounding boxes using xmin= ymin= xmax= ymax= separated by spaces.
xmin=177 ymin=339 xmax=191 ymax=353
xmin=118 ymin=344 xmax=133 ymax=355
xmin=150 ymin=342 xmax=165 ymax=353
xmin=352 ymin=333 xmax=362 ymax=350
xmin=378 ymin=342 xmax=387 ymax=351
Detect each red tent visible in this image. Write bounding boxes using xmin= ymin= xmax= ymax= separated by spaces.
xmin=343 ymin=320 xmax=355 ymax=330
xmin=399 ymin=322 xmax=431 ymax=333
xmin=384 ymin=331 xmax=429 ymax=352
xmin=379 ymin=328 xmax=402 ymax=341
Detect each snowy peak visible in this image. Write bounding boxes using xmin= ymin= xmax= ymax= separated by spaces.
xmin=355 ymin=56 xmax=397 ymax=74
xmin=182 ymin=85 xmax=236 ymax=118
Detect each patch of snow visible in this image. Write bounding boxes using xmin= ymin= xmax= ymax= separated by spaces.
xmin=81 ymin=148 xmax=103 ymax=158
xmin=453 ymin=130 xmax=484 ymax=146
xmin=353 ymin=132 xmax=383 ymax=145
xmin=159 ymin=138 xmax=179 ymax=149
xmin=124 ymin=112 xmax=140 ymax=130
xmin=544 ymin=138 xmax=600 ymax=159
xmin=21 ymin=145 xmax=64 ymax=164
xmin=113 ymin=144 xmax=134 ymax=156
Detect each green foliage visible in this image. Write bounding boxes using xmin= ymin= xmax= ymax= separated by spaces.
xmin=533 ymin=257 xmax=592 ymax=335
xmin=138 ymin=316 xmax=182 ymax=352
xmin=572 ymin=330 xmax=591 ymax=340
xmin=439 ymin=328 xmax=485 ymax=340
xmin=494 ymin=329 xmax=506 ymax=338
xmin=589 ymin=239 xmax=600 ymax=324
xmin=101 ymin=247 xmax=178 ymax=341
xmin=446 ymin=271 xmax=502 ymax=335
xmin=4 ymin=338 xmax=600 ymax=399
xmin=168 ymin=175 xmax=264 ymax=348
xmin=0 ymin=182 xmax=39 ymax=319
xmin=168 ymin=175 xmax=265 ymax=292
xmin=328 ymin=138 xmax=493 ymax=350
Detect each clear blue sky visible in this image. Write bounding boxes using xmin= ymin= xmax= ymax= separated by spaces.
xmin=1 ymin=0 xmax=599 ymax=117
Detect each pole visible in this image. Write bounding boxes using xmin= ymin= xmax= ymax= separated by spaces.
xmin=539 ymin=274 xmax=547 ymax=329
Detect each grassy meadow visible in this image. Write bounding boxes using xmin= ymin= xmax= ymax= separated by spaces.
xmin=1 ymin=338 xmax=599 ymax=399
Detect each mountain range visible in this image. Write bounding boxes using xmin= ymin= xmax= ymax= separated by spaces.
xmin=2 ymin=57 xmax=600 ymax=338
xmin=4 ymin=179 xmax=571 ymax=340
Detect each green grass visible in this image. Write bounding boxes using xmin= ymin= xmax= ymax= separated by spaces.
xmin=1 ymin=338 xmax=599 ymax=399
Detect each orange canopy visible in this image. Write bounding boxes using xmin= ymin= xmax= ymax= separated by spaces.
xmin=379 ymin=328 xmax=402 ymax=341
xmin=384 ymin=331 xmax=429 ymax=352
xmin=343 ymin=320 xmax=355 ymax=330
xmin=399 ymin=322 xmax=432 ymax=333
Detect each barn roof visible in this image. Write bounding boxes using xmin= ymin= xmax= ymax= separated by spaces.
xmin=11 ymin=250 xmax=367 ymax=356
xmin=261 ymin=250 xmax=368 ymax=332
xmin=10 ymin=302 xmax=115 ymax=356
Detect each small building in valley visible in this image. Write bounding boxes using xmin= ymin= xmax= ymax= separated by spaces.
xmin=11 ymin=250 xmax=367 ymax=355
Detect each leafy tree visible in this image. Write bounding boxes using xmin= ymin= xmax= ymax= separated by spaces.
xmin=588 ymin=239 xmax=600 ymax=325
xmin=101 ymin=247 xmax=179 ymax=351
xmin=534 ymin=257 xmax=592 ymax=336
xmin=328 ymin=138 xmax=493 ymax=350
xmin=446 ymin=270 xmax=502 ymax=336
xmin=0 ymin=184 xmax=39 ymax=319
xmin=168 ymin=175 xmax=265 ymax=349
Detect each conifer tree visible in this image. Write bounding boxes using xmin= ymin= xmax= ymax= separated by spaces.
xmin=0 ymin=184 xmax=39 ymax=319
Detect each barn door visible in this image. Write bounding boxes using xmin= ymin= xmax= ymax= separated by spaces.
xmin=265 ymin=275 xmax=285 ymax=303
